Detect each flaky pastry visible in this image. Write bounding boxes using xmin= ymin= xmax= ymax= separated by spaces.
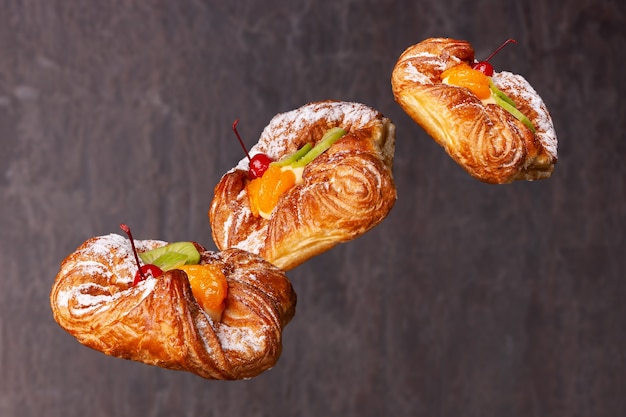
xmin=392 ymin=37 xmax=557 ymax=183
xmin=209 ymin=100 xmax=397 ymax=271
xmin=50 ymin=234 xmax=296 ymax=380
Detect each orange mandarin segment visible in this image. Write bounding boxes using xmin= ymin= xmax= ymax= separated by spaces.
xmin=442 ymin=62 xmax=492 ymax=100
xmin=257 ymin=165 xmax=296 ymax=217
xmin=178 ymin=264 xmax=228 ymax=322
xmin=246 ymin=177 xmax=262 ymax=217
xmin=246 ymin=164 xmax=297 ymax=219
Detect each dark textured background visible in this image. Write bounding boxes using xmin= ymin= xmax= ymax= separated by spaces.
xmin=1 ymin=1 xmax=625 ymax=416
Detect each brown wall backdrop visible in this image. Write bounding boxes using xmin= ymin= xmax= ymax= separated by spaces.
xmin=1 ymin=1 xmax=625 ymax=416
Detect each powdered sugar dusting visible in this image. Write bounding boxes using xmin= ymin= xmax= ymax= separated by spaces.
xmin=492 ymin=71 xmax=558 ymax=159
xmin=216 ymin=325 xmax=268 ymax=353
xmin=56 ymin=234 xmax=166 ymax=307
xmin=411 ymin=51 xmax=459 ymax=74
xmin=83 ymin=234 xmax=135 ymax=282
xmin=233 ymin=224 xmax=268 ymax=255
xmin=98 ymin=235 xmax=163 ymax=284
xmin=56 ymin=272 xmax=158 ymax=314
xmin=235 ymin=101 xmax=380 ymax=171
xmin=397 ymin=49 xmax=463 ymax=85
xmin=404 ymin=61 xmax=433 ymax=84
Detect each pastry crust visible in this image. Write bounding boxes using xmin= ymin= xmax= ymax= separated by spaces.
xmin=50 ymin=233 xmax=297 ymax=380
xmin=209 ymin=100 xmax=397 ymax=271
xmin=391 ymin=37 xmax=557 ymax=183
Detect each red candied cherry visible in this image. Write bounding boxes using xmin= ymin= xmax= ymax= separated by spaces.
xmin=119 ymin=223 xmax=163 ymax=286
xmin=232 ymin=119 xmax=272 ymax=179
xmin=472 ymin=39 xmax=518 ymax=76
xmin=248 ymin=153 xmax=273 ymax=179
xmin=131 ymin=264 xmax=163 ymax=286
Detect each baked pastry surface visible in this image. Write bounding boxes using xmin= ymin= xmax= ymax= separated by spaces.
xmin=50 ymin=233 xmax=297 ymax=380
xmin=210 ymin=100 xmax=397 ymax=270
xmin=392 ymin=37 xmax=557 ymax=183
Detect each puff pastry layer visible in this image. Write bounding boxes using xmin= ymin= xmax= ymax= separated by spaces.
xmin=50 ymin=234 xmax=296 ymax=380
xmin=392 ymin=37 xmax=557 ymax=183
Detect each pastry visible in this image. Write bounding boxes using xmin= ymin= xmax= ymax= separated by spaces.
xmin=209 ymin=100 xmax=397 ymax=271
xmin=50 ymin=232 xmax=297 ymax=380
xmin=391 ymin=37 xmax=557 ymax=183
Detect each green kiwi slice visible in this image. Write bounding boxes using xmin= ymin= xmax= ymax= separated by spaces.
xmin=291 ymin=127 xmax=346 ymax=168
xmin=272 ymin=143 xmax=313 ymax=167
xmin=139 ymin=242 xmax=201 ymax=270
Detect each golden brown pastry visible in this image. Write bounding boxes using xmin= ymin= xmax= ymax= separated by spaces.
xmin=50 ymin=233 xmax=296 ymax=380
xmin=392 ymin=37 xmax=557 ymax=184
xmin=209 ymin=100 xmax=397 ymax=271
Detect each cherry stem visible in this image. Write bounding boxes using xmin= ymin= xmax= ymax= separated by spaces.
xmin=483 ymin=38 xmax=517 ymax=63
xmin=119 ymin=223 xmax=146 ymax=282
xmin=232 ymin=119 xmax=251 ymax=162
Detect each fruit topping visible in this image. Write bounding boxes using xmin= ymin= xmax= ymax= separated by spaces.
xmin=246 ymin=127 xmax=346 ymax=219
xmin=232 ymin=119 xmax=272 ymax=179
xmin=441 ymin=42 xmax=536 ymax=133
xmin=291 ymin=127 xmax=346 ymax=168
xmin=132 ymin=264 xmax=164 ymax=286
xmin=119 ymin=224 xmax=164 ymax=286
xmin=490 ymin=86 xmax=536 ymax=132
xmin=249 ymin=153 xmax=273 ymax=179
xmin=118 ymin=225 xmax=227 ymax=320
xmin=442 ymin=63 xmax=492 ymax=100
xmin=177 ymin=264 xmax=228 ymax=322
xmin=119 ymin=224 xmax=203 ymax=286
xmin=247 ymin=164 xmax=297 ymax=218
xmin=471 ymin=38 xmax=517 ymax=76
xmin=138 ymin=241 xmax=201 ymax=270
xmin=271 ymin=143 xmax=313 ymax=167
